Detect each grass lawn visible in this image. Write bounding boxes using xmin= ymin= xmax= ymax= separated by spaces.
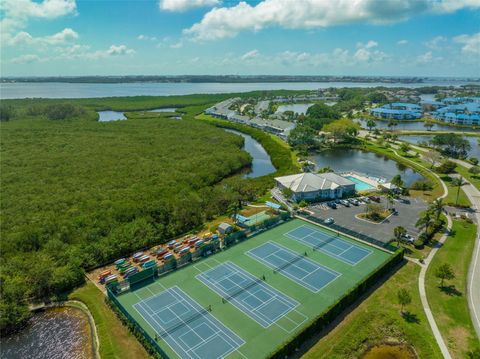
xmin=69 ymin=282 xmax=150 ymax=359
xmin=426 ymin=219 xmax=480 ymax=358
xmin=301 ymin=261 xmax=442 ymax=359
xmin=441 ymin=176 xmax=471 ymax=207
xmin=456 ymin=165 xmax=480 ymax=192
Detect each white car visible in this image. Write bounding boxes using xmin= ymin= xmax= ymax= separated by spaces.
xmin=324 ymin=217 xmax=335 ymax=225
xmin=401 ymin=233 xmax=415 ymax=243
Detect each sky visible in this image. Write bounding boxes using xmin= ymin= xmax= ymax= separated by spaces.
xmin=0 ymin=0 xmax=479 ymax=77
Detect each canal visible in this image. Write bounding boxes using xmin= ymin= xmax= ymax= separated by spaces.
xmin=224 ymin=129 xmax=276 ymax=178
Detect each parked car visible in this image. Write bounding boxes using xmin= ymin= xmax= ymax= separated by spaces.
xmin=348 ymin=198 xmax=359 ymax=206
xmin=327 ymin=201 xmax=337 ymax=209
xmin=401 ymin=233 xmax=415 ymax=243
xmin=361 ymin=196 xmax=370 ymax=203
xmin=368 ymin=196 xmax=381 ymax=203
xmin=335 ymin=199 xmax=341 ymax=204
xmin=340 ymin=199 xmax=350 ymax=207
xmin=324 ymin=217 xmax=335 ymax=225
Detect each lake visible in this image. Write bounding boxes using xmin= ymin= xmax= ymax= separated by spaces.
xmin=310 ymin=149 xmax=424 ymax=186
xmin=399 ymin=134 xmax=480 ymax=159
xmin=224 ymin=129 xmax=275 ymax=178
xmin=275 ymin=103 xmax=313 ymax=114
xmin=0 ymin=307 xmax=94 ymax=359
xmin=356 ymin=118 xmax=480 ymax=133
xmin=2 ymin=80 xmax=478 ymax=99
xmin=98 ymin=108 xmax=179 ymax=122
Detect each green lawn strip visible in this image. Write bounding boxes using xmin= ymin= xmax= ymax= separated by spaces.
xmin=302 ymin=261 xmax=442 ymax=359
xmin=425 ymin=219 xmax=480 ymax=358
xmin=441 ymin=176 xmax=471 ymax=207
xmin=456 ymin=165 xmax=480 ymax=191
xmin=69 ymin=282 xmax=150 ymax=359
xmin=114 ymin=219 xmax=390 ymax=359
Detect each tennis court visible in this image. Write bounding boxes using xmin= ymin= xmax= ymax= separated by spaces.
xmin=196 ymin=261 xmax=298 ymax=327
xmin=246 ymin=241 xmax=341 ymax=292
xmin=285 ymin=225 xmax=372 ymax=265
xmin=133 ymin=286 xmax=244 ymax=359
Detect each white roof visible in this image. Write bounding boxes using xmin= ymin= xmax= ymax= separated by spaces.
xmin=275 ymin=173 xmax=354 ymax=193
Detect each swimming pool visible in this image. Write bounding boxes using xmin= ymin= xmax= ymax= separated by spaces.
xmin=344 ymin=175 xmax=375 ymax=191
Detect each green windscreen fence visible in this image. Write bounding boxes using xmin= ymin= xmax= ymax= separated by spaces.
xmin=127 ymin=266 xmax=157 ymax=286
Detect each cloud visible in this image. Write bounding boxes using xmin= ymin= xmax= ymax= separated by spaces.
xmin=1 ymin=0 xmax=77 ymax=20
xmin=425 ymin=35 xmax=447 ymax=49
xmin=397 ymin=39 xmax=408 ymax=45
xmin=454 ymin=32 xmax=480 ymax=55
xmin=11 ymin=54 xmax=40 ymax=64
xmin=159 ymin=0 xmax=220 ymax=12
xmin=241 ymin=49 xmax=259 ymax=61
xmin=7 ymin=28 xmax=79 ymax=46
xmin=106 ymin=45 xmax=135 ymax=56
xmin=137 ymin=34 xmax=157 ymax=41
xmin=170 ymin=41 xmax=183 ymax=48
xmin=183 ymin=0 xmax=480 ymax=41
xmin=353 ymin=41 xmax=387 ymax=63
xmin=416 ymin=51 xmax=434 ymax=64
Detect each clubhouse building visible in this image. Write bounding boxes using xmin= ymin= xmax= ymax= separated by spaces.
xmin=275 ymin=172 xmax=355 ymax=202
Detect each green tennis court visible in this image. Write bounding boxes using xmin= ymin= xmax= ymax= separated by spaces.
xmin=113 ymin=218 xmax=393 ymax=359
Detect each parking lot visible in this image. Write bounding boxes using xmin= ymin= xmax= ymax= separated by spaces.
xmin=308 ymin=196 xmax=428 ymax=244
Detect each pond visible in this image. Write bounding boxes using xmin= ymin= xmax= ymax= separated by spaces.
xmin=0 ymin=307 xmax=94 ymax=359
xmin=310 ymin=149 xmax=424 ymax=186
xmin=148 ymin=108 xmax=178 ymax=113
xmin=356 ymin=118 xmax=480 ymax=133
xmin=275 ymin=103 xmax=313 ymax=114
xmin=398 ymin=134 xmax=480 ymax=159
xmin=224 ymin=129 xmax=275 ymax=178
xmin=98 ymin=110 xmax=126 ymax=122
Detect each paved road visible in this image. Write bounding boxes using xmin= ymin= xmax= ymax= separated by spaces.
xmin=461 ymin=179 xmax=480 ymax=339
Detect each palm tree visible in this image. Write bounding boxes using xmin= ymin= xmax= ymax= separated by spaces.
xmin=385 ymin=191 xmax=395 ymax=210
xmin=451 ymin=177 xmax=466 ymax=205
xmin=416 ymin=210 xmax=434 ymax=235
xmin=430 ymin=198 xmax=444 ymax=222
xmin=394 ymin=226 xmax=407 ymax=247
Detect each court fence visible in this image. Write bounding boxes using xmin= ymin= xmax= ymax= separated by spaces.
xmin=297 ymin=213 xmax=397 ymax=252
xmin=268 ymin=247 xmax=405 ymax=359
xmin=107 ymin=285 xmax=168 ymax=359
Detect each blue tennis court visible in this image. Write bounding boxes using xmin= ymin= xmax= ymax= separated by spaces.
xmin=196 ymin=261 xmax=298 ymax=328
xmin=285 ymin=225 xmax=372 ymax=265
xmin=133 ymin=286 xmax=244 ymax=359
xmin=246 ymin=242 xmax=341 ymax=292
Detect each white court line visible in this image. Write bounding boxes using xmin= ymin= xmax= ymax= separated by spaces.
xmin=196 ymin=261 xmax=298 ymax=329
xmin=274 ymin=309 xmax=309 ymax=334
xmin=246 ymin=241 xmax=342 ymax=293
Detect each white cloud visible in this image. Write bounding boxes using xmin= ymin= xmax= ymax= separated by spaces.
xmin=159 ymin=0 xmax=220 ymax=12
xmin=416 ymin=51 xmax=433 ymax=64
xmin=241 ymin=49 xmax=259 ymax=61
xmin=106 ymin=45 xmax=136 ymax=56
xmin=353 ymin=41 xmax=387 ymax=63
xmin=397 ymin=39 xmax=408 ymax=45
xmin=454 ymin=32 xmax=480 ymax=55
xmin=137 ymin=34 xmax=157 ymax=41
xmin=184 ymin=0 xmax=480 ymax=41
xmin=7 ymin=28 xmax=78 ymax=46
xmin=425 ymin=35 xmax=447 ymax=50
xmin=1 ymin=0 xmax=77 ymax=20
xmin=11 ymin=54 xmax=40 ymax=64
xmin=170 ymin=41 xmax=183 ymax=48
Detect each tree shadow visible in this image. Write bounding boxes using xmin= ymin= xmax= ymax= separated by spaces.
xmin=402 ymin=311 xmax=420 ymax=324
xmin=439 ymin=285 xmax=462 ymax=297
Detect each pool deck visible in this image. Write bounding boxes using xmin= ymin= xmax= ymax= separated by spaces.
xmin=340 ymin=171 xmax=381 ymax=191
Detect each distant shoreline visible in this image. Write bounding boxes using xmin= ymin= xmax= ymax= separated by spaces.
xmin=2 ymin=75 xmax=479 ymax=84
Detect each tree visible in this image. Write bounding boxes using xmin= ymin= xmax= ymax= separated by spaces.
xmin=317 ymin=166 xmax=333 ymax=173
xmin=416 ymin=210 xmax=434 ymax=235
xmin=385 ymin=192 xmax=395 ymax=210
xmin=387 ymin=120 xmax=397 ymax=131
xmin=282 ymin=187 xmax=294 ymax=200
xmin=323 ymin=119 xmax=360 ymax=143
xmin=287 ymin=125 xmax=316 ymax=149
xmin=399 ymin=142 xmax=411 ymax=154
xmin=451 ymin=177 xmax=466 ymax=205
xmin=431 ymin=133 xmax=471 ymax=158
xmin=430 ymin=198 xmax=444 ymax=222
xmin=435 ymin=263 xmax=455 ymax=287
xmin=468 ymin=166 xmax=480 ymax=175
xmin=436 ymin=160 xmax=457 ymax=174
xmin=391 ymin=174 xmax=404 ymax=189
xmin=394 ymin=226 xmax=407 ymax=247
xmin=397 ymin=288 xmax=412 ymax=314
xmin=366 ymin=119 xmax=377 ymax=132
xmin=424 ymin=150 xmax=442 ymax=169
